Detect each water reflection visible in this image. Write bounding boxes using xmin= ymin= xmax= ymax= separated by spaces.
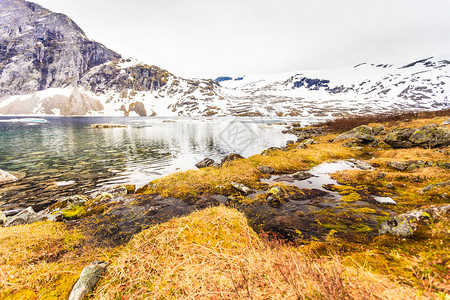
xmin=0 ymin=117 xmax=297 ymax=208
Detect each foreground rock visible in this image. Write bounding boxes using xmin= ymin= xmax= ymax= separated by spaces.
xmin=384 ymin=125 xmax=450 ymax=148
xmin=379 ymin=205 xmax=450 ymax=237
xmin=231 ymin=182 xmax=254 ymax=195
xmin=69 ymin=261 xmax=109 ymax=300
xmin=0 ymin=169 xmax=18 ymax=185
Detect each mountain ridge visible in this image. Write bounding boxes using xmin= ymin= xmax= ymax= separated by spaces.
xmin=0 ymin=0 xmax=448 ymax=117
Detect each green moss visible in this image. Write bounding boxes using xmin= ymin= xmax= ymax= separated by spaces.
xmin=350 ymin=224 xmax=373 ymax=233
xmin=341 ymin=192 xmax=361 ymax=202
xmin=62 ymin=205 xmax=86 ymax=220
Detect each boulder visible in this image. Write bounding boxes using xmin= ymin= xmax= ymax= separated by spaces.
xmin=383 ymin=128 xmax=416 ymax=148
xmin=379 ymin=205 xmax=450 ymax=237
xmin=231 ymin=182 xmax=254 ymax=195
xmin=333 ymin=125 xmax=373 ymax=141
xmin=68 ymin=261 xmax=109 ymax=300
xmin=0 ymin=169 xmax=18 ymax=186
xmin=258 ymin=165 xmax=274 ymax=174
xmin=384 ymin=126 xmax=450 ymax=149
xmin=297 ymin=138 xmax=316 ymax=149
xmin=4 ymin=207 xmax=36 ymax=227
xmin=220 ymin=153 xmax=244 ymax=166
xmin=195 ymin=158 xmax=215 ymax=169
xmin=372 ymin=125 xmax=386 ymax=135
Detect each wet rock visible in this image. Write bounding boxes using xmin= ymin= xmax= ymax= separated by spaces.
xmin=258 ymin=165 xmax=274 ymax=174
xmin=421 ymin=180 xmax=450 ymax=193
xmin=384 ymin=126 xmax=450 ymax=148
xmin=4 ymin=207 xmax=36 ymax=227
xmin=0 ymin=210 xmax=6 ymax=225
xmin=195 ymin=158 xmax=215 ymax=169
xmin=379 ymin=205 xmax=450 ymax=237
xmin=0 ymin=169 xmax=18 ymax=186
xmin=286 ymin=140 xmax=295 ymax=145
xmin=220 ymin=153 xmax=244 ymax=166
xmin=387 ymin=161 xmax=409 ymax=171
xmin=231 ymin=182 xmax=254 ymax=195
xmin=68 ymin=261 xmax=109 ymax=300
xmin=292 ymin=171 xmax=314 ymax=180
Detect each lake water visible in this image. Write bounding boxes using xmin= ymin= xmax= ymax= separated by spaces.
xmin=0 ymin=116 xmax=301 ymax=210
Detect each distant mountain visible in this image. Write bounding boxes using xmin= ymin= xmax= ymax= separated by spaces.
xmin=0 ymin=0 xmax=448 ymax=117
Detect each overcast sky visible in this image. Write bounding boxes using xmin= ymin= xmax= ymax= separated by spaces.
xmin=34 ymin=0 xmax=450 ymax=78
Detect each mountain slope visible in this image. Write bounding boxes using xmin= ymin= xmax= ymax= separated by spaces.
xmin=0 ymin=0 xmax=448 ymax=117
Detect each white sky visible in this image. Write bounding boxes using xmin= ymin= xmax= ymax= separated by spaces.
xmin=33 ymin=0 xmax=450 ymax=79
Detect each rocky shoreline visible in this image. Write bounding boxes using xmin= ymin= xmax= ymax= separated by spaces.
xmin=2 ymin=117 xmax=449 ymax=244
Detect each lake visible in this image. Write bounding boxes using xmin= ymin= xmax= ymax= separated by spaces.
xmin=0 ymin=116 xmax=303 ymax=210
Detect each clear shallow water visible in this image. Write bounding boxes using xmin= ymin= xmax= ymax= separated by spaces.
xmin=0 ymin=116 xmax=299 ymax=209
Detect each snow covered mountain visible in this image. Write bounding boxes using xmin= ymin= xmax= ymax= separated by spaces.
xmin=0 ymin=0 xmax=448 ymax=117
xmin=217 ymin=56 xmax=450 ymax=117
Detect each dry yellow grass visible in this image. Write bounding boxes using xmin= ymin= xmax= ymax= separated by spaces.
xmin=146 ymin=138 xmax=356 ymax=199
xmin=95 ymin=206 xmax=416 ymax=299
xmin=0 ymin=222 xmax=105 ymax=299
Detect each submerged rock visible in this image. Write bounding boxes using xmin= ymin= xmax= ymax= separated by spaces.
xmin=195 ymin=158 xmax=215 ymax=169
xmin=292 ymin=171 xmax=314 ymax=180
xmin=379 ymin=205 xmax=450 ymax=237
xmin=0 ymin=169 xmax=18 ymax=186
xmin=69 ymin=261 xmax=109 ymax=300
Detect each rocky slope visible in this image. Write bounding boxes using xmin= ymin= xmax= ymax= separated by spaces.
xmin=0 ymin=0 xmax=449 ymax=117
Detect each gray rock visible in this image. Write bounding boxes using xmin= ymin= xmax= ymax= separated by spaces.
xmin=107 ymin=186 xmax=128 ymax=198
xmin=372 ymin=125 xmax=386 ymax=135
xmin=286 ymin=140 xmax=295 ymax=145
xmin=334 ymin=125 xmax=373 ymax=141
xmin=0 ymin=169 xmax=18 ymax=186
xmin=442 ymin=118 xmax=450 ymax=126
xmin=68 ymin=261 xmax=109 ymax=300
xmin=258 ymin=165 xmax=274 ymax=174
xmin=4 ymin=206 xmax=36 ymax=227
xmin=292 ymin=171 xmax=314 ymax=180
xmin=297 ymin=138 xmax=316 ymax=149
xmin=195 ymin=158 xmax=215 ymax=169
xmin=353 ymin=160 xmax=372 ymax=170
xmin=231 ymin=182 xmax=254 ymax=195
xmin=220 ymin=153 xmax=244 ymax=166
xmin=384 ymin=126 xmax=450 ymax=149
xmin=379 ymin=205 xmax=450 ymax=237
xmin=387 ymin=161 xmax=409 ymax=171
